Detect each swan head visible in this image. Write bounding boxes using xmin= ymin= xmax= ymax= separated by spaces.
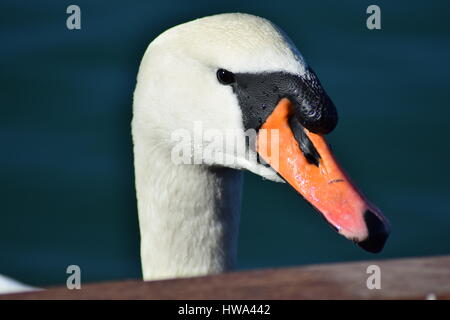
xmin=133 ymin=13 xmax=390 ymax=253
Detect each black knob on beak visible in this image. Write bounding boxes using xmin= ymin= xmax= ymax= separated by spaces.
xmin=296 ymin=95 xmax=338 ymax=134
xmin=293 ymin=68 xmax=338 ymax=135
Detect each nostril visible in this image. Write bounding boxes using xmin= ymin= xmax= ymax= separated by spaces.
xmin=357 ymin=209 xmax=391 ymax=253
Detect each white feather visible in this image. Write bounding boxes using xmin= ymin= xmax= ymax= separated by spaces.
xmin=0 ymin=274 xmax=39 ymax=294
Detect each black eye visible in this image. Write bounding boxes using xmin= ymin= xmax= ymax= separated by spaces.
xmin=216 ymin=69 xmax=235 ymax=85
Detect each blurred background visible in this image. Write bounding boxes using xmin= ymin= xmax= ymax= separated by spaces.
xmin=1 ymin=0 xmax=449 ymax=287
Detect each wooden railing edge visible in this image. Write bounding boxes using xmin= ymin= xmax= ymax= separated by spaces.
xmin=1 ymin=255 xmax=449 ymax=300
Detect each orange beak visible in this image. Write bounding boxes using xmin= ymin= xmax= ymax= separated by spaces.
xmin=257 ymin=98 xmax=390 ymax=253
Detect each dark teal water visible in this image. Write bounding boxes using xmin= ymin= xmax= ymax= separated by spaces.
xmin=1 ymin=1 xmax=449 ymax=287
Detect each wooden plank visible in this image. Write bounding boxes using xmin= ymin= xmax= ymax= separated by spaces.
xmin=1 ymin=255 xmax=449 ymax=300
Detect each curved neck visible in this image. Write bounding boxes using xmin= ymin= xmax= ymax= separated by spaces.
xmin=133 ymin=138 xmax=243 ymax=281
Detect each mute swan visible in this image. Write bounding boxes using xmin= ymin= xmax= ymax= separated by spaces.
xmin=132 ymin=13 xmax=390 ymax=281
xmin=0 ymin=13 xmax=390 ymax=293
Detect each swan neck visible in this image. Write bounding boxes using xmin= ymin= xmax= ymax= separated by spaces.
xmin=133 ymin=141 xmax=243 ymax=280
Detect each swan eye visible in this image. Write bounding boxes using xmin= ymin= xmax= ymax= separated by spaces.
xmin=216 ymin=69 xmax=235 ymax=85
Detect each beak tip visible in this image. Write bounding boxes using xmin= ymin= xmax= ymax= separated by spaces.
xmin=357 ymin=230 xmax=390 ymax=253
xmin=357 ymin=209 xmax=391 ymax=253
